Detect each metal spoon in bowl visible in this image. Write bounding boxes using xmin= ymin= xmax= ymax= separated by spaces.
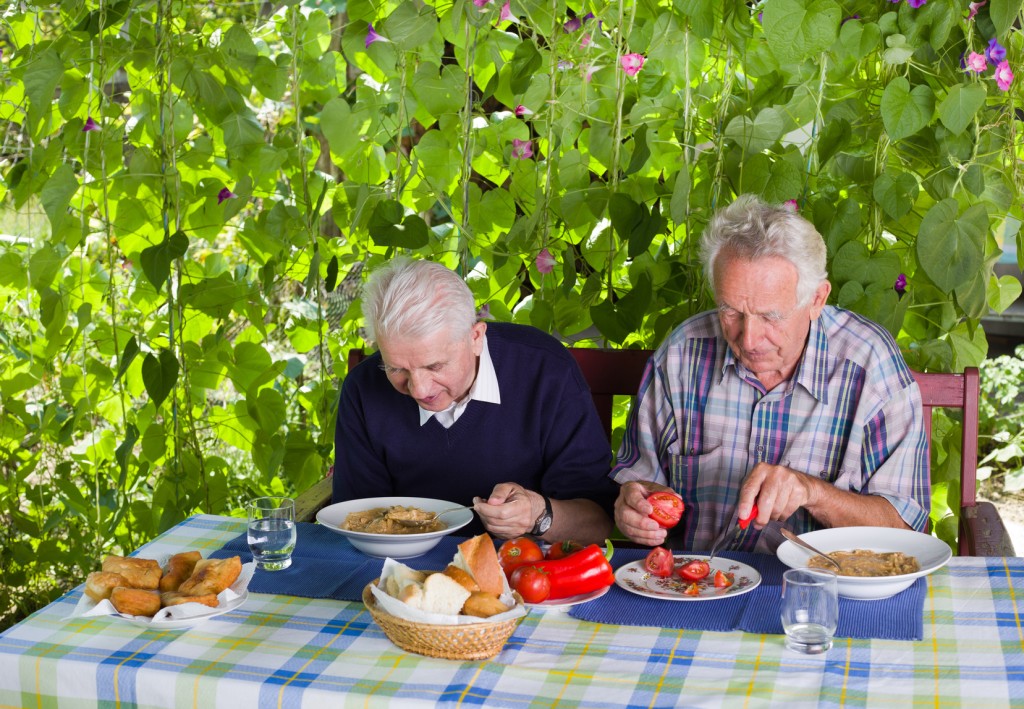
xmin=780 ymin=528 xmax=842 ymax=572
xmin=390 ymin=505 xmax=473 ymax=529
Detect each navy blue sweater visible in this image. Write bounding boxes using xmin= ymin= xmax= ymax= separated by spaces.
xmin=332 ymin=323 xmax=617 ymax=536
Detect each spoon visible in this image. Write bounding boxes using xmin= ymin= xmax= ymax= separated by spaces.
xmin=780 ymin=528 xmax=842 ymax=572
xmin=391 ymin=505 xmax=473 ymax=529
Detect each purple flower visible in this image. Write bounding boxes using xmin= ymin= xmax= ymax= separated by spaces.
xmin=620 ymin=53 xmax=644 ymax=77
xmin=986 ymin=38 xmax=1006 ymax=64
xmin=536 ymin=248 xmax=556 ymax=274
xmin=365 ymin=24 xmax=387 ymax=48
xmin=472 ymin=0 xmax=489 ymax=7
xmin=82 ymin=116 xmax=100 ymax=132
xmin=564 ymin=16 xmax=581 ymax=32
xmin=841 ymin=14 xmax=860 ymax=25
xmin=966 ymin=52 xmax=988 ymax=73
xmin=476 ymin=304 xmax=495 ymax=320
xmin=511 ymin=139 xmax=533 ymax=160
xmin=968 ymin=1 xmax=986 ymax=20
xmin=217 ymin=187 xmax=236 ymax=204
xmin=995 ymin=60 xmax=1014 ymax=91
xmin=557 ymin=60 xmax=574 ymax=71
xmin=499 ymin=1 xmax=515 ymax=22
xmin=515 ymin=104 xmax=532 ymax=117
xmin=907 ymin=0 xmax=927 ymax=7
xmin=894 ymin=274 xmax=907 ymax=297
xmin=783 ymin=199 xmax=798 ymax=212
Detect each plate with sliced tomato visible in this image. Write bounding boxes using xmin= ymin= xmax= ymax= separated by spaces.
xmin=614 ymin=554 xmax=761 ymax=601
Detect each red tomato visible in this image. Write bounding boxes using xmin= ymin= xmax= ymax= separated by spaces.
xmin=677 ymin=559 xmax=710 ymax=582
xmin=644 ymin=546 xmax=675 ymax=578
xmin=498 ymin=537 xmax=544 ymax=576
xmin=546 ymin=540 xmax=585 ymax=560
xmin=510 ymin=565 xmax=551 ymax=603
xmin=647 ymin=491 xmax=684 ymax=529
xmin=713 ymin=570 xmax=734 ymax=588
xmin=683 ymin=582 xmax=701 ymax=596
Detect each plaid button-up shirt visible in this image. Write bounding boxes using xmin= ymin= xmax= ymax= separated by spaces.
xmin=612 ymin=305 xmax=929 ymax=552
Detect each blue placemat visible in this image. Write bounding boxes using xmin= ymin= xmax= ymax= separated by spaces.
xmin=570 ymin=549 xmax=925 ymax=641
xmin=210 ymin=523 xmax=467 ymax=601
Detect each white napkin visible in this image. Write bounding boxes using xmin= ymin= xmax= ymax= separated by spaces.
xmin=369 ymin=558 xmax=527 ymax=625
xmin=66 ymin=558 xmax=256 ymax=627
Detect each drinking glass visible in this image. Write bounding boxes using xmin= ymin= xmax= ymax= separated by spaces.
xmin=781 ymin=567 xmax=839 ymax=654
xmin=247 ymin=496 xmax=297 ymax=571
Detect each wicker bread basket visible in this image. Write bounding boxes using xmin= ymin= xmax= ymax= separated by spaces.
xmin=362 ymin=580 xmax=524 ymax=660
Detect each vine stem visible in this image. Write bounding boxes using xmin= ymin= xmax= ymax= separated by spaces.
xmin=536 ymin=0 xmax=560 ymax=295
xmin=459 ymin=21 xmax=480 ymax=277
xmin=607 ymin=0 xmax=637 ymax=302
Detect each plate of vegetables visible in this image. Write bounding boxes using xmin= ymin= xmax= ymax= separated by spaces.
xmin=497 ymin=537 xmax=616 ymax=607
xmin=614 ymin=549 xmax=761 ymax=601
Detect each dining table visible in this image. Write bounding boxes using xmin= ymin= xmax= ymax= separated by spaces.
xmin=2 ymin=513 xmax=1024 ymax=708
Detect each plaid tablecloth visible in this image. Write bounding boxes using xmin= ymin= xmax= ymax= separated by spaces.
xmin=2 ymin=514 xmax=1024 ymax=708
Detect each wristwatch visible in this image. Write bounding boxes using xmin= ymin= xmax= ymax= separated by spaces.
xmin=530 ymin=495 xmax=553 ymax=536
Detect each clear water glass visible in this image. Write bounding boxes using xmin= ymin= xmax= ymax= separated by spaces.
xmin=781 ymin=567 xmax=839 ymax=654
xmin=247 ymin=496 xmax=297 ymax=571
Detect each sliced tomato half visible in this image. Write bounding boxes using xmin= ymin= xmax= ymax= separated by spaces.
xmin=643 ymin=546 xmax=675 ymax=578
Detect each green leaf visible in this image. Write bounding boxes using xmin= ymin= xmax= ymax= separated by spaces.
xmin=624 ymin=124 xmax=650 ymax=176
xmin=381 ymin=1 xmax=438 ymax=51
xmin=670 ymin=169 xmax=691 ymax=226
xmin=116 ymin=336 xmax=140 ymax=382
xmin=988 ymin=274 xmax=1023 ymax=313
xmin=140 ymin=231 xmax=190 ymax=291
xmin=880 ymin=77 xmax=934 ymax=141
xmin=411 ymin=63 xmax=464 ymax=119
xmin=872 ymin=170 xmax=919 ymax=220
xmin=762 ymin=0 xmax=841 ymax=64
xmin=881 ymin=33 xmax=914 ymax=65
xmin=40 ymin=165 xmax=78 ymax=234
xmin=916 ymin=199 xmax=987 ymax=293
xmin=816 ymin=118 xmax=851 ymax=166
xmin=723 ymin=107 xmax=784 ymax=154
xmin=509 ymin=40 xmax=542 ymax=95
xmin=21 ymin=48 xmax=63 ymax=133
xmin=938 ymin=83 xmax=986 ymax=135
xmin=115 ymin=424 xmax=139 ymax=491
xmin=368 ymin=200 xmax=429 ymax=248
xmin=990 ymin=0 xmax=1023 ymax=38
xmin=142 ymin=350 xmax=180 ymax=408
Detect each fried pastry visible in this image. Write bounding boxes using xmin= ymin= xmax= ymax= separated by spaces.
xmin=110 ymin=587 xmax=161 ymax=617
xmin=84 ymin=571 xmax=127 ymax=602
xmin=101 ymin=555 xmax=162 ymax=590
xmin=160 ymin=591 xmax=219 ymax=609
xmin=178 ymin=556 xmax=242 ymax=596
xmin=159 ymin=551 xmax=203 ymax=592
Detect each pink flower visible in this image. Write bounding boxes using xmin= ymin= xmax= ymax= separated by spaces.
xmin=82 ymin=116 xmax=100 ymax=132
xmin=580 ymin=33 xmax=592 ymax=48
xmin=968 ymin=1 xmax=986 ymax=19
xmin=472 ymin=0 xmax=489 ymax=7
xmin=515 ymin=104 xmax=532 ymax=117
xmin=536 ymin=248 xmax=556 ymax=274
xmin=365 ymin=24 xmax=387 ymax=48
xmin=583 ymin=64 xmax=599 ymax=82
xmin=995 ymin=60 xmax=1014 ymax=91
xmin=499 ymin=1 xmax=515 ymax=22
xmin=783 ymin=199 xmax=799 ymax=212
xmin=620 ymin=53 xmax=644 ymax=77
xmin=511 ymin=139 xmax=533 ymax=159
xmin=966 ymin=52 xmax=987 ymax=73
xmin=907 ymin=0 xmax=926 ymax=7
xmin=217 ymin=187 xmax=236 ymax=204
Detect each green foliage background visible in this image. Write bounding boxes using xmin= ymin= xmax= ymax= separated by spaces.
xmin=1 ymin=0 xmax=1022 ymax=627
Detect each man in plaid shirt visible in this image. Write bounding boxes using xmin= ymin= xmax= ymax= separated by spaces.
xmin=612 ymin=195 xmax=929 ymax=552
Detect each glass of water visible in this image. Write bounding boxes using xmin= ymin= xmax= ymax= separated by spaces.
xmin=247 ymin=496 xmax=297 ymax=571
xmin=781 ymin=567 xmax=839 ymax=654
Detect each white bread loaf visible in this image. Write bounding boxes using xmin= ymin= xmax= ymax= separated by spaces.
xmin=454 ymin=533 xmax=504 ymax=597
xmin=419 ymin=572 xmax=471 ymax=615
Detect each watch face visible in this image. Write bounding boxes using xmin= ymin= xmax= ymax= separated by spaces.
xmin=537 ymin=514 xmax=552 ymax=534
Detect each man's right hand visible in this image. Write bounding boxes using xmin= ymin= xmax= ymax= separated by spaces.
xmin=614 ymin=481 xmax=674 ymax=546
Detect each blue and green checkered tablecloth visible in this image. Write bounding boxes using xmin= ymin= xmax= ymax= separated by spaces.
xmin=2 ymin=514 xmax=1024 ymax=708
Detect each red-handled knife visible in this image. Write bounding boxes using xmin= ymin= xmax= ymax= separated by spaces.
xmin=707 ymin=503 xmax=759 ymax=563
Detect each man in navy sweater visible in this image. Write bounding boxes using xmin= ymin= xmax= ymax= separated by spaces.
xmin=333 ymin=257 xmax=616 ymax=543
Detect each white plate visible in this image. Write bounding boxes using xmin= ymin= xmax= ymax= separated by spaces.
xmin=776 ymin=526 xmax=952 ymax=600
xmin=614 ymin=555 xmax=761 ymax=601
xmin=526 ymin=583 xmax=610 ymax=610
xmin=317 ymin=496 xmax=474 ymax=558
xmin=122 ymin=591 xmax=249 ymax=630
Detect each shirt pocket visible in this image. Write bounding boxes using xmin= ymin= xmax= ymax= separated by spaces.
xmin=669 ymin=447 xmax=727 ymax=503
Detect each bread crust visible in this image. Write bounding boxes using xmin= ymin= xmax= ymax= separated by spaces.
xmin=461 ymin=591 xmax=509 ymax=618
xmin=85 ymin=571 xmax=127 ymax=602
xmin=159 ymin=551 xmax=202 ymax=592
xmin=102 ymin=555 xmax=162 ymax=590
xmin=178 ymin=556 xmax=242 ymax=596
xmin=110 ymin=587 xmax=161 ymax=617
xmin=443 ymin=565 xmax=480 ymax=593
xmin=457 ymin=533 xmax=504 ymax=596
xmin=160 ymin=591 xmax=219 ymax=609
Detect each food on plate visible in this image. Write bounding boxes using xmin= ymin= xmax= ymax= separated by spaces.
xmin=178 ymin=556 xmax=243 ymax=596
xmin=509 ymin=542 xmax=615 ymax=601
xmin=110 ymin=587 xmax=162 ymax=617
xmin=808 ymin=549 xmax=920 ymax=577
xmin=101 ymin=555 xmax=163 ymax=590
xmin=497 ymin=537 xmax=544 ymax=578
xmin=683 ymin=582 xmax=701 ymax=596
xmin=510 ymin=565 xmax=552 ymax=603
xmin=646 ymin=491 xmax=685 ymax=529
xmin=713 ymin=570 xmax=734 ymax=588
xmin=677 ymin=559 xmax=711 ymax=582
xmin=644 ymin=546 xmax=675 ymax=578
xmin=341 ymin=505 xmax=447 ymax=534
xmin=159 ymin=551 xmax=203 ymax=592
xmin=160 ymin=591 xmax=220 ymax=608
xmin=85 ymin=571 xmax=128 ymax=602
xmin=381 ymin=533 xmax=512 ymax=619
xmin=546 ymin=540 xmax=585 ymax=560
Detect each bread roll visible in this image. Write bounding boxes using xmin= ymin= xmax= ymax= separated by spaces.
xmin=85 ymin=571 xmax=127 ymax=602
xmin=159 ymin=551 xmax=202 ymax=592
xmin=385 ymin=566 xmax=427 ymax=598
xmin=419 ymin=573 xmax=471 ymax=615
xmin=160 ymin=591 xmax=219 ymax=609
xmin=102 ymin=555 xmax=162 ymax=590
xmin=461 ymin=591 xmax=509 ymax=618
xmin=398 ymin=583 xmax=424 ymax=609
xmin=456 ymin=533 xmax=504 ymax=597
xmin=443 ymin=565 xmax=480 ymax=593
xmin=110 ymin=587 xmax=161 ymax=617
xmin=178 ymin=556 xmax=242 ymax=596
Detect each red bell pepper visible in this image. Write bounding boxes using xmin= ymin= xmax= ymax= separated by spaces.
xmin=516 ymin=542 xmax=615 ymax=600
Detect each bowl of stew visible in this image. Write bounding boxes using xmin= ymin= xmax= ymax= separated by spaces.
xmin=776 ymin=526 xmax=952 ymax=600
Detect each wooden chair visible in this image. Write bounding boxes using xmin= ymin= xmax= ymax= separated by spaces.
xmin=297 ymin=347 xmax=1011 ymax=556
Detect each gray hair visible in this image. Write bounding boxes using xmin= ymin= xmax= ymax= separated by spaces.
xmin=362 ymin=257 xmax=477 ymax=344
xmin=700 ymin=194 xmax=828 ymax=306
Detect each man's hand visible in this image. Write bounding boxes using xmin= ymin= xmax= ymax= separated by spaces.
xmin=614 ymin=481 xmax=674 ymax=546
xmin=738 ymin=462 xmax=814 ymax=528
xmin=472 ymin=483 xmax=541 ymax=539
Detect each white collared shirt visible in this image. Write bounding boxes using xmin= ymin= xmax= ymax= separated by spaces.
xmin=418 ymin=335 xmax=501 ymax=428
